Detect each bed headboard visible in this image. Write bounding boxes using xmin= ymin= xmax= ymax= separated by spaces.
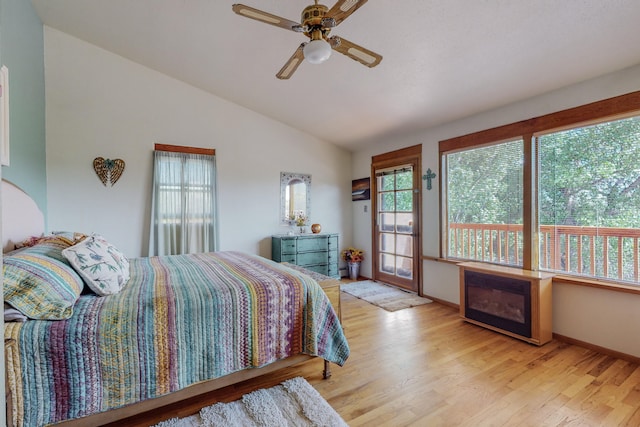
xmin=2 ymin=179 xmax=45 ymax=253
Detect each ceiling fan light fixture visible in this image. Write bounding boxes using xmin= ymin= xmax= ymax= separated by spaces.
xmin=303 ymin=39 xmax=332 ymax=64
xmin=232 ymin=2 xmax=383 ymax=78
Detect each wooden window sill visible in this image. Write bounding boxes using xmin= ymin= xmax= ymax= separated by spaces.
xmin=422 ymin=256 xmax=640 ymax=295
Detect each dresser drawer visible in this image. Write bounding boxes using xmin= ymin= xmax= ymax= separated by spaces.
xmin=298 ymin=251 xmax=328 ymax=266
xmin=279 ymin=254 xmax=297 ymax=263
xmin=297 ymin=236 xmax=329 ymax=252
xmin=279 ymin=239 xmax=297 ymax=254
xmin=272 ymin=234 xmax=339 ymax=279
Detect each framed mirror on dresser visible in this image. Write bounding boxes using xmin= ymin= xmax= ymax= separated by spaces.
xmin=280 ymin=172 xmax=311 ymax=225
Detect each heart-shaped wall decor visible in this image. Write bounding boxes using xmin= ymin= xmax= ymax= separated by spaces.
xmin=93 ymin=157 xmax=126 ymax=187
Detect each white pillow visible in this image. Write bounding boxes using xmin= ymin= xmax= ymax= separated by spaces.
xmin=4 ymin=303 xmax=27 ymax=322
xmin=62 ymin=234 xmax=130 ymax=296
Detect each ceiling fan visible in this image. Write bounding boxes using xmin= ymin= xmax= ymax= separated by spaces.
xmin=232 ymin=0 xmax=382 ymax=79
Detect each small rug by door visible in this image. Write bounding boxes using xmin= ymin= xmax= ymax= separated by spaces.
xmin=153 ymin=377 xmax=347 ymax=427
xmin=341 ymin=280 xmax=432 ymax=312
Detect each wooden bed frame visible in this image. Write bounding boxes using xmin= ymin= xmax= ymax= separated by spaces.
xmin=1 ymin=180 xmax=332 ymax=426
xmin=53 ymin=354 xmax=315 ymax=426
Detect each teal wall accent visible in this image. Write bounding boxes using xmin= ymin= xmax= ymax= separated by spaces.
xmin=0 ymin=0 xmax=47 ymax=215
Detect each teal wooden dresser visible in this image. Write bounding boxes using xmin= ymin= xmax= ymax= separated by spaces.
xmin=272 ymin=233 xmax=339 ymax=278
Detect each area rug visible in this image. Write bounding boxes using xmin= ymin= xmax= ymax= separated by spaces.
xmin=341 ymin=280 xmax=432 ymax=312
xmin=153 ymin=377 xmax=347 ymax=427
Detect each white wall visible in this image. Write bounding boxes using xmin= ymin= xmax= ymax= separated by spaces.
xmin=353 ymin=63 xmax=640 ymax=357
xmin=44 ymin=27 xmax=353 ymax=258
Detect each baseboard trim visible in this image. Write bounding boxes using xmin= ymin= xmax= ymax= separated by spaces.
xmin=552 ymin=333 xmax=640 ymax=364
xmin=423 ymin=294 xmax=459 ymax=310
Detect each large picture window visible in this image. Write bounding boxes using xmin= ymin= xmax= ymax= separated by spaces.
xmin=440 ymin=90 xmax=640 ymax=286
xmin=538 ymin=115 xmax=640 ymax=282
xmin=446 ymin=139 xmax=523 ymax=266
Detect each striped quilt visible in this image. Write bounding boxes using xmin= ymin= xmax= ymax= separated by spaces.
xmin=4 ymin=251 xmax=349 ymax=427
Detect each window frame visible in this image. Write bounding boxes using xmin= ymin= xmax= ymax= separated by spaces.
xmin=154 ymin=143 xmax=217 ymax=226
xmin=149 ymin=143 xmax=217 ymax=256
xmin=439 ymin=90 xmax=640 ymax=287
xmin=443 ymin=137 xmax=526 ymax=267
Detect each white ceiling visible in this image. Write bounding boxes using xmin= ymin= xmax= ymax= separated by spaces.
xmin=31 ymin=0 xmax=640 ymax=151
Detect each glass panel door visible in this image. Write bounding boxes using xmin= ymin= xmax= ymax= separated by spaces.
xmin=374 ymin=165 xmax=419 ymax=291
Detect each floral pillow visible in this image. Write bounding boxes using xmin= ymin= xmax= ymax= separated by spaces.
xmin=62 ymin=234 xmax=130 ymax=296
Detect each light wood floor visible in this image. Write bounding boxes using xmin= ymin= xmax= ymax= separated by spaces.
xmin=116 ymin=291 xmax=640 ymax=427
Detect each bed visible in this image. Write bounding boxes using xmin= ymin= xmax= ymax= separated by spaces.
xmin=2 ymin=180 xmax=349 ymax=427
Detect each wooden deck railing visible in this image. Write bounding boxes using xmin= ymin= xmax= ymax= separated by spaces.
xmin=449 ymin=223 xmax=640 ymax=283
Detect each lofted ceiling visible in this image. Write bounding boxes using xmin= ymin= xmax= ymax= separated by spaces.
xmin=31 ymin=0 xmax=640 ymax=151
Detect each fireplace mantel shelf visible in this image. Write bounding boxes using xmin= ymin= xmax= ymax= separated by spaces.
xmin=459 ymin=262 xmax=553 ymax=346
xmin=459 ymin=262 xmax=555 ymax=280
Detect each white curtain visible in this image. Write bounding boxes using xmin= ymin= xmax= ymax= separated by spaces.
xmin=148 ymin=150 xmax=218 ymax=256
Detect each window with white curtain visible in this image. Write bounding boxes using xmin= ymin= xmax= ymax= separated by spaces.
xmin=148 ymin=145 xmax=218 ymax=256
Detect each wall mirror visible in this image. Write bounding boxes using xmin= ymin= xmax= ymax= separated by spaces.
xmin=280 ymin=172 xmax=311 ymax=225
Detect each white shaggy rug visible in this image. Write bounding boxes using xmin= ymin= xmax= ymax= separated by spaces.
xmin=153 ymin=377 xmax=347 ymax=427
xmin=341 ymin=280 xmax=432 ymax=312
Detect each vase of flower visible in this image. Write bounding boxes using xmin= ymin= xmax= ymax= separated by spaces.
xmin=294 ymin=212 xmax=308 ymax=234
xmin=342 ymin=247 xmax=364 ymax=280
xmin=348 ymin=261 xmax=360 ymax=280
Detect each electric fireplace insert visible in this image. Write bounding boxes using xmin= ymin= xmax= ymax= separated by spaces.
xmin=458 ymin=262 xmax=554 ymax=346
xmin=464 ymin=270 xmax=531 ymax=337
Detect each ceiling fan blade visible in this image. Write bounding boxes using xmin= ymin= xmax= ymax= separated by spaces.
xmin=326 ymin=0 xmax=368 ymax=26
xmin=232 ymin=4 xmax=301 ymax=32
xmin=328 ymin=36 xmax=382 ymax=68
xmin=276 ymin=44 xmax=305 ymax=80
